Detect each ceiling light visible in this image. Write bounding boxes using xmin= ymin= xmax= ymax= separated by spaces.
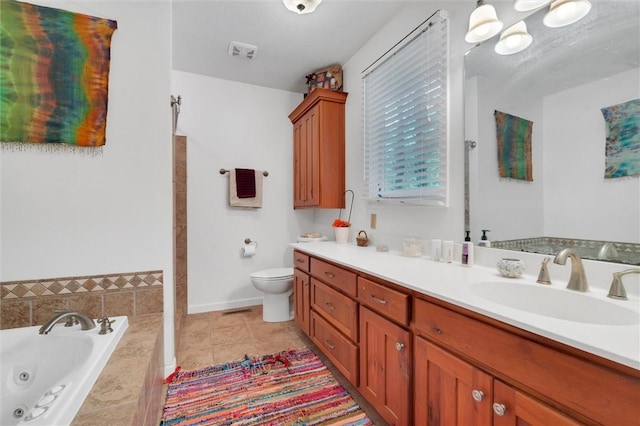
xmin=513 ymin=0 xmax=551 ymax=12
xmin=282 ymin=0 xmax=322 ymax=14
xmin=543 ymin=0 xmax=592 ymax=27
xmin=494 ymin=21 xmax=533 ymax=55
xmin=465 ymin=0 xmax=504 ymax=44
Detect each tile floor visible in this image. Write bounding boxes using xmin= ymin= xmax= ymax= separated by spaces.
xmin=173 ymin=305 xmax=387 ymax=425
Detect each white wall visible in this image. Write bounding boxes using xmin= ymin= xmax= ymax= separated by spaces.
xmin=543 ymin=68 xmax=640 ymax=243
xmin=0 ymin=0 xmax=175 ymax=369
xmin=468 ymin=75 xmax=545 ymax=242
xmin=171 ymin=71 xmax=313 ymax=313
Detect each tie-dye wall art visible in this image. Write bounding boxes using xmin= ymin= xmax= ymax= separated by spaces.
xmin=601 ymin=98 xmax=640 ymax=179
xmin=0 ymin=0 xmax=117 ymax=147
xmin=494 ymin=110 xmax=533 ymax=181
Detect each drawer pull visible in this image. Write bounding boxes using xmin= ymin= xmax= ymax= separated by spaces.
xmin=395 ymin=342 xmax=405 ymax=351
xmin=324 ymin=272 xmax=335 ymax=279
xmin=433 ymin=327 xmax=443 ymax=334
xmin=296 ymin=258 xmax=304 ymax=263
xmin=324 ymin=302 xmax=336 ymax=310
xmin=493 ymin=403 xmax=506 ymax=417
xmin=471 ymin=390 xmax=484 ymax=402
xmin=370 ymin=295 xmax=388 ymax=305
xmin=324 ymin=339 xmax=335 ymax=350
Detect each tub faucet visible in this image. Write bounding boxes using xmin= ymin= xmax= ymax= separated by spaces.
xmin=607 ymin=268 xmax=640 ymax=300
xmin=597 ymin=242 xmax=618 ymax=260
xmin=553 ymin=248 xmax=589 ymax=292
xmin=39 ymin=311 xmax=96 ymax=335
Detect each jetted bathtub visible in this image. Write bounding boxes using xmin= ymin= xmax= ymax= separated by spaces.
xmin=1 ymin=316 xmax=128 ymax=426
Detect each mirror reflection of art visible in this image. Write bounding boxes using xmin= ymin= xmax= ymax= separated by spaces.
xmin=494 ymin=110 xmax=533 ymax=181
xmin=601 ymin=98 xmax=640 ymax=179
xmin=0 ymin=0 xmax=117 ymax=147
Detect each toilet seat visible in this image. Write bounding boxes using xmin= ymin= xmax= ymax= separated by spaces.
xmin=250 ymin=268 xmax=293 ymax=281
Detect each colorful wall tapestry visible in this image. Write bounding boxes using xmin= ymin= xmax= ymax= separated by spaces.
xmin=601 ymin=98 xmax=640 ymax=179
xmin=494 ymin=110 xmax=533 ymax=181
xmin=0 ymin=0 xmax=117 ymax=147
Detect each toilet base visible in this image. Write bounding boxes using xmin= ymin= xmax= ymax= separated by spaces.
xmin=262 ymin=291 xmax=293 ymax=322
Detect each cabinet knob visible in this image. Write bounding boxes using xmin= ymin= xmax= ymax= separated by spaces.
xmin=493 ymin=403 xmax=506 ymax=417
xmin=471 ymin=390 xmax=484 ymax=402
xmin=395 ymin=342 xmax=405 ymax=351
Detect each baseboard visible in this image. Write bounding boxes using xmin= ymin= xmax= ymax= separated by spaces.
xmin=188 ymin=297 xmax=262 ymax=314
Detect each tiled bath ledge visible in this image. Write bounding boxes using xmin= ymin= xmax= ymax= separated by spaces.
xmin=71 ymin=314 xmax=165 ymax=426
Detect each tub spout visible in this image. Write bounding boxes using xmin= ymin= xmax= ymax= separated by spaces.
xmin=39 ymin=311 xmax=96 ymax=335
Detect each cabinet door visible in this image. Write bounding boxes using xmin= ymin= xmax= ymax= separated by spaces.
xmin=293 ymin=268 xmax=310 ymax=336
xmin=293 ymin=106 xmax=319 ymax=207
xmin=493 ymin=380 xmax=581 ymax=426
xmin=359 ymin=306 xmax=411 ymax=426
xmin=414 ymin=336 xmax=492 ymax=426
xmin=293 ymin=119 xmax=306 ymax=207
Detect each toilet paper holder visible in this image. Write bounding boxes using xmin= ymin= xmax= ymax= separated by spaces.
xmin=244 ymin=238 xmax=258 ymax=246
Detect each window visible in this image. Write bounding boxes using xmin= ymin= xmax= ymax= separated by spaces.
xmin=363 ymin=10 xmax=449 ymax=206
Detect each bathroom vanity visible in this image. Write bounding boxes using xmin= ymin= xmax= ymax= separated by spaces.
xmin=292 ymin=243 xmax=640 ymax=425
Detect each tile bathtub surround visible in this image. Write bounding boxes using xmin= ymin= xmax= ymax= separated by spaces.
xmin=0 ymin=270 xmax=163 ymax=329
xmin=71 ymin=314 xmax=164 ymax=426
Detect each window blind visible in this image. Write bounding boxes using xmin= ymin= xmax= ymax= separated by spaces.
xmin=363 ymin=10 xmax=449 ymax=206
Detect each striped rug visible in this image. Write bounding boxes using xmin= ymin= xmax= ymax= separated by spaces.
xmin=160 ymin=347 xmax=372 ymax=425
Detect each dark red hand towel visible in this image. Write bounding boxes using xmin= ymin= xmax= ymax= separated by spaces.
xmin=235 ymin=168 xmax=256 ymax=198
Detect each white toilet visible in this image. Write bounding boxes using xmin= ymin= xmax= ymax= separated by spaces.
xmin=250 ymin=268 xmax=294 ymax=322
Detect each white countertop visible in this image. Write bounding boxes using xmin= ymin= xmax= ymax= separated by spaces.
xmin=291 ymin=241 xmax=640 ymax=370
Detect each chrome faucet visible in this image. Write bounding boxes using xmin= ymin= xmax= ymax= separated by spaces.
xmin=39 ymin=311 xmax=96 ymax=335
xmin=553 ymin=248 xmax=589 ymax=292
xmin=597 ymin=242 xmax=618 ymax=260
xmin=607 ymin=268 xmax=640 ymax=300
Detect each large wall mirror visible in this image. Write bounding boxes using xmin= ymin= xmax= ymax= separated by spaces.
xmin=464 ymin=0 xmax=640 ymax=265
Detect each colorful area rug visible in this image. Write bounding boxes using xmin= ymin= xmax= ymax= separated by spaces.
xmin=160 ymin=347 xmax=372 ymax=425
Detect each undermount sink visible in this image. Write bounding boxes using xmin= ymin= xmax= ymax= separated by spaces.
xmin=470 ymin=281 xmax=640 ymax=326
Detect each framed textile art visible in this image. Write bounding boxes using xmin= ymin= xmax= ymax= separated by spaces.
xmin=601 ymin=98 xmax=640 ymax=179
xmin=494 ymin=110 xmax=533 ymax=181
xmin=0 ymin=0 xmax=117 ymax=147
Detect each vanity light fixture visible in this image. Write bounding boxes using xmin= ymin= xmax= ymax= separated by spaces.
xmin=494 ymin=21 xmax=533 ymax=55
xmin=282 ymin=0 xmax=322 ymax=14
xmin=513 ymin=0 xmax=551 ymax=12
xmin=465 ymin=0 xmax=504 ymax=43
xmin=543 ymin=0 xmax=592 ymax=28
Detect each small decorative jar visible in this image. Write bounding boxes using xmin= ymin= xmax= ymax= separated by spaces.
xmin=497 ymin=258 xmax=526 ymax=278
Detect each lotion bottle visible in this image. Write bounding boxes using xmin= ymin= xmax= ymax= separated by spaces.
xmin=478 ymin=229 xmax=491 ymax=247
xmin=461 ymin=242 xmax=474 ymax=267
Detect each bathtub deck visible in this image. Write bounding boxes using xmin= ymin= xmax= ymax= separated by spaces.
xmin=71 ymin=314 xmax=163 ymax=426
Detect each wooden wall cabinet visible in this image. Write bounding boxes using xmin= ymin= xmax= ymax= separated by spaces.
xmin=288 ymin=88 xmax=348 ymax=209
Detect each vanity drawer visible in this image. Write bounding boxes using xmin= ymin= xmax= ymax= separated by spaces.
xmin=310 ymin=310 xmax=359 ymax=387
xmin=310 ymin=258 xmax=357 ymax=297
xmin=413 ymin=298 xmax=640 ymax=426
xmin=293 ymin=251 xmax=309 ymax=272
xmin=357 ymin=277 xmax=409 ymax=326
xmin=311 ymin=278 xmax=358 ymax=341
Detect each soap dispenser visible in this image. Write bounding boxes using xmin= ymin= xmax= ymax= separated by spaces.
xmin=478 ymin=229 xmax=491 ymax=247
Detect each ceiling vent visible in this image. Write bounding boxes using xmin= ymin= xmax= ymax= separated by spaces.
xmin=228 ymin=41 xmax=258 ymax=60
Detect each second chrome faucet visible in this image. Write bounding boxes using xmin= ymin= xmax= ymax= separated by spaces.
xmin=553 ymin=248 xmax=589 ymax=292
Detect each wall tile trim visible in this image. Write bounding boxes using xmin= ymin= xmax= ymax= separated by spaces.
xmin=1 ymin=270 xmax=163 ymax=300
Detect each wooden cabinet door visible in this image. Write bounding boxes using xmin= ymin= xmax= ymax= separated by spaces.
xmin=293 ymin=268 xmax=310 ymax=336
xmin=414 ymin=336 xmax=492 ymax=426
xmin=293 ymin=119 xmax=305 ymax=207
xmin=492 ymin=380 xmax=581 ymax=426
xmin=292 ymin=106 xmax=318 ymax=207
xmin=359 ymin=306 xmax=411 ymax=426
